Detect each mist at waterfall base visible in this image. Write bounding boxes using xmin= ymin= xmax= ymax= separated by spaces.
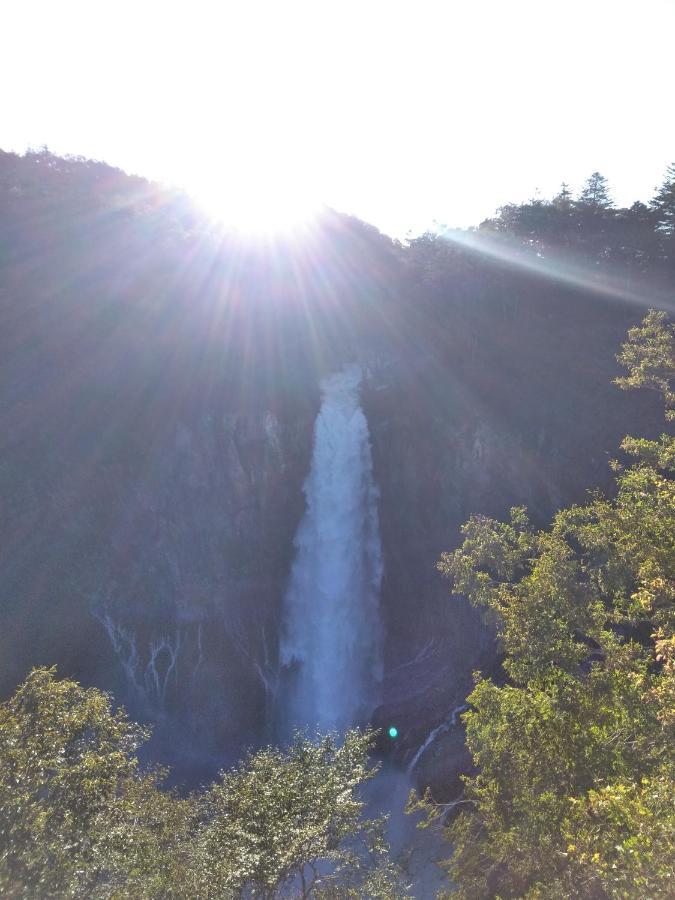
xmin=278 ymin=365 xmax=383 ymax=739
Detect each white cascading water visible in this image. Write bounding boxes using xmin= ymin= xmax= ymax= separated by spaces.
xmin=280 ymin=364 xmax=383 ymax=735
xmin=407 ymin=704 xmax=470 ymax=775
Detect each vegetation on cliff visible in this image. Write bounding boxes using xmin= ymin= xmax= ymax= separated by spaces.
xmin=0 ymin=668 xmax=403 ymax=898
xmin=433 ymin=311 xmax=675 ymax=897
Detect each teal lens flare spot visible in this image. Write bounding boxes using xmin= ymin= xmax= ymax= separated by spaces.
xmin=388 ymin=726 xmax=398 ymax=739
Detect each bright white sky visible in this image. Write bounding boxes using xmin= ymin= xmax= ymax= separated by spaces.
xmin=3 ymin=0 xmax=675 ymax=236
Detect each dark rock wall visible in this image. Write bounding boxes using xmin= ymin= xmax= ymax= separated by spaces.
xmin=2 ymin=298 xmax=662 ymax=781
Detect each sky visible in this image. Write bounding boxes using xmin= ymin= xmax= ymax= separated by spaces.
xmin=3 ymin=0 xmax=675 ymax=237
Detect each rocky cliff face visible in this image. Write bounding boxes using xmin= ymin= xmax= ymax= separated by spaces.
xmin=87 ymin=406 xmax=320 ymax=771
xmin=1 ymin=320 xmax=659 ymax=783
xmin=1 ymin=394 xmax=314 ymax=774
xmin=88 ymin=363 xmax=498 ymax=776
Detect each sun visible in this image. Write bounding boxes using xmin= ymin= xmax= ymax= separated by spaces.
xmin=193 ymin=170 xmax=319 ymax=235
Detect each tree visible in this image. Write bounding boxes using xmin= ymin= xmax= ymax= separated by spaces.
xmin=0 ymin=669 xmax=402 ymax=899
xmin=552 ymin=182 xmax=573 ymax=210
xmin=615 ymin=308 xmax=675 ymax=420
xmin=651 ymin=162 xmax=675 ymax=234
xmin=190 ymin=730 xmax=404 ymax=899
xmin=430 ymin=311 xmax=675 ymax=898
xmin=0 ymin=667 xmax=192 ymax=898
xmin=578 ymin=171 xmax=613 ymax=208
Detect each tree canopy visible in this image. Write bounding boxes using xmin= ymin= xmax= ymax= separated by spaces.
xmin=651 ymin=162 xmax=675 ymax=235
xmin=0 ymin=669 xmax=403 ymax=899
xmin=433 ymin=310 xmax=675 ymax=898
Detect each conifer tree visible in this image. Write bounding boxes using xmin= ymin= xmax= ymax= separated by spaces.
xmin=578 ymin=171 xmax=613 ymax=207
xmin=651 ymin=162 xmax=675 ymax=234
xmin=553 ymin=181 xmax=573 ymax=209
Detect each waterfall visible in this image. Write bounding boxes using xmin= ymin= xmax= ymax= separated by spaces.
xmin=407 ymin=704 xmax=470 ymax=775
xmin=279 ymin=364 xmax=383 ymax=735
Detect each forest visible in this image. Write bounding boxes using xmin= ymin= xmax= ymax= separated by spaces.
xmin=0 ymin=149 xmax=673 ymax=898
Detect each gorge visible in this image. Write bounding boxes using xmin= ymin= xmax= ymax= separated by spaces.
xmin=0 ymin=149 xmax=668 ymax=793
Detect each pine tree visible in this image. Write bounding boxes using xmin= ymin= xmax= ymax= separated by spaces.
xmin=553 ymin=181 xmax=573 ymax=209
xmin=650 ymin=162 xmax=675 ymax=233
xmin=579 ymin=171 xmax=613 ymax=207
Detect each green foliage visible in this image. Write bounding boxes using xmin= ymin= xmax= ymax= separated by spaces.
xmin=615 ymin=309 xmax=675 ymax=420
xmin=0 ymin=670 xmax=400 ymax=899
xmin=432 ymin=312 xmax=675 ymax=898
xmin=189 ymin=729 xmax=402 ymax=899
xmin=0 ymin=667 xmax=192 ymax=898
